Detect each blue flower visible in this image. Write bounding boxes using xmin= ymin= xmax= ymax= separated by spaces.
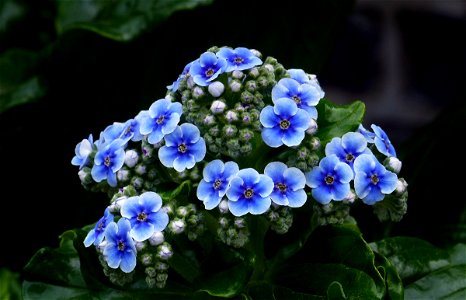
xmin=264 ymin=162 xmax=307 ymax=207
xmin=167 ymin=62 xmax=192 ymax=92
xmin=158 ymin=123 xmax=206 ymax=172
xmin=271 ymin=78 xmax=321 ymax=119
xmin=288 ymin=69 xmax=310 ymax=84
xmin=120 ymin=191 xmax=169 ymax=242
xmin=353 ymin=154 xmax=398 ymax=205
xmin=120 ymin=118 xmax=144 ymax=142
xmin=91 ymin=139 xmax=126 ymax=187
xmin=189 ymin=52 xmax=227 ymax=86
xmin=226 ymin=168 xmax=274 ymax=216
xmin=71 ymin=134 xmax=94 ymax=169
xmin=357 ymin=124 xmax=375 ymax=143
xmin=305 ymin=155 xmax=353 ymax=204
xmin=139 ymin=99 xmax=182 ymax=145
xmin=103 ymin=218 xmax=137 ymax=273
xmin=325 ymin=132 xmax=372 ymax=172
xmin=83 ymin=207 xmax=114 ymax=247
xmin=371 ymin=124 xmax=396 ymax=157
xmin=260 ymin=98 xmax=311 ymax=147
xmin=197 ymin=160 xmax=239 ymax=209
xmin=216 ymin=47 xmax=262 ymax=72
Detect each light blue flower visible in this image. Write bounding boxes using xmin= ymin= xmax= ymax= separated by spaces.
xmin=83 ymin=207 xmax=114 ymax=247
xmin=226 ymin=168 xmax=274 ymax=216
xmin=158 ymin=123 xmax=206 ymax=172
xmin=216 ymin=47 xmax=262 ymax=72
xmin=371 ymin=124 xmax=397 ymax=157
xmin=305 ymin=155 xmax=353 ymax=204
xmin=120 ymin=191 xmax=169 ymax=242
xmin=189 ymin=52 xmax=227 ymax=86
xmin=288 ymin=69 xmax=310 ymax=84
xmin=103 ymin=218 xmax=137 ymax=273
xmin=271 ymin=78 xmax=321 ymax=119
xmin=264 ymin=162 xmax=307 ymax=207
xmin=120 ymin=118 xmax=144 ymax=142
xmin=353 ymin=154 xmax=398 ymax=205
xmin=197 ymin=160 xmax=239 ymax=209
xmin=357 ymin=124 xmax=375 ymax=143
xmin=260 ymin=98 xmax=311 ymax=147
xmin=71 ymin=134 xmax=94 ymax=169
xmin=91 ymin=139 xmax=126 ymax=187
xmin=139 ymin=98 xmax=182 ymax=145
xmin=325 ymin=132 xmax=372 ymax=172
xmin=167 ymin=62 xmax=192 ymax=92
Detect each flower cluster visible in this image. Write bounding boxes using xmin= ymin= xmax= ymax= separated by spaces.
xmin=72 ymin=46 xmax=408 ymax=288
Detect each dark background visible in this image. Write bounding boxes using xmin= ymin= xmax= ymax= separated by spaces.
xmin=0 ymin=0 xmax=465 ymax=274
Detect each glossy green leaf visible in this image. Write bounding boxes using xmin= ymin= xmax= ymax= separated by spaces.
xmin=326 ymin=281 xmax=347 ymax=300
xmin=198 ymin=263 xmax=252 ymax=298
xmin=0 ymin=268 xmax=22 ymax=300
xmin=55 ymin=0 xmax=214 ymax=42
xmin=372 ymin=252 xmax=404 ymax=300
xmin=315 ymin=99 xmax=365 ymax=145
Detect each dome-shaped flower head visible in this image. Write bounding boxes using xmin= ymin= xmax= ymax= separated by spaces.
xmin=84 ymin=207 xmax=114 ymax=247
xmin=71 ymin=134 xmax=94 ymax=169
xmin=103 ymin=218 xmax=137 ymax=273
xmin=272 ymin=78 xmax=321 ymax=119
xmin=305 ymin=154 xmax=353 ymax=205
xmin=158 ymin=123 xmax=206 ymax=172
xmin=216 ymin=47 xmax=262 ymax=72
xmin=353 ymin=154 xmax=398 ymax=205
xmin=264 ymin=161 xmax=307 ymax=207
xmin=260 ymin=98 xmax=311 ymax=148
xmin=189 ymin=52 xmax=227 ymax=86
xmin=167 ymin=62 xmax=192 ymax=92
xmin=120 ymin=191 xmax=169 ymax=242
xmin=91 ymin=139 xmax=126 ymax=187
xmin=325 ymin=132 xmax=372 ymax=173
xmin=357 ymin=124 xmax=375 ymax=143
xmin=139 ymin=98 xmax=182 ymax=145
xmin=371 ymin=124 xmax=396 ymax=157
xmin=197 ymin=160 xmax=239 ymax=209
xmin=226 ymin=168 xmax=274 ymax=216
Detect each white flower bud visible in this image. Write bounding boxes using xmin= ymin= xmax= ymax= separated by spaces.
xmin=141 ymin=253 xmax=152 ymax=265
xmin=248 ymin=67 xmax=259 ymax=78
xmin=186 ymin=75 xmax=195 ymax=88
xmin=149 ymin=231 xmax=164 ymax=246
xmin=193 ymin=86 xmax=204 ymax=98
xmin=208 ymin=81 xmax=224 ymax=97
xmin=210 ymin=100 xmax=226 ymax=114
xmin=250 ymin=49 xmax=262 ymax=58
xmin=203 ymin=115 xmax=215 ymax=125
xmin=135 ymin=164 xmax=146 ymax=175
xmin=78 ymin=169 xmax=88 ymax=183
xmin=306 ymin=118 xmax=318 ymax=135
xmin=165 ymin=94 xmax=175 ymax=101
xmin=135 ymin=241 xmax=146 ymax=251
xmin=169 ymin=219 xmax=185 ymax=234
xmin=124 ymin=149 xmax=139 ymax=167
xmin=264 ymin=64 xmax=274 ymax=72
xmin=343 ymin=190 xmax=356 ymax=203
xmin=117 ymin=169 xmax=130 ymax=182
xmin=157 ymin=244 xmax=173 ymax=260
xmin=395 ymin=178 xmax=408 ymax=195
xmin=229 ymin=80 xmax=241 ymax=92
xmin=231 ymin=70 xmax=244 ymax=79
xmin=385 ymin=156 xmax=402 ymax=174
xmin=218 ymin=199 xmax=229 ymax=214
xmin=225 ymin=110 xmax=238 ymax=122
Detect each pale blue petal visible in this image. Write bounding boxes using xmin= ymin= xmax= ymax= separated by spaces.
xmin=83 ymin=230 xmax=96 ymax=247
xmin=277 ymin=78 xmax=300 ymax=95
xmin=264 ymin=161 xmax=287 ymax=182
xmin=226 ymin=177 xmax=244 ymax=201
xmin=119 ymin=252 xmax=136 ymax=273
xmin=255 ymin=175 xmax=274 ymax=197
xmin=353 ymin=154 xmax=376 ymax=174
xmin=197 ymin=180 xmax=215 ymax=201
xmin=163 ymin=126 xmax=182 ymax=147
xmin=140 ymin=191 xmax=162 ymax=212
xmin=354 ymin=174 xmax=371 ymax=199
xmin=379 ymin=172 xmax=398 ymax=194
xmin=284 ymin=167 xmax=306 ymax=190
xmin=181 ymin=123 xmax=200 ymax=144
xmin=104 ymin=246 xmax=121 ymax=269
xmin=238 ymin=168 xmax=260 ymax=185
xmin=288 ymin=69 xmax=309 ymax=84
xmin=361 ymin=188 xmax=385 ymax=205
xmin=274 ymin=98 xmax=298 ymax=118
xmin=204 ymin=196 xmax=222 ymax=210
xmin=107 ymin=172 xmax=118 ymax=187
xmin=312 ymin=186 xmax=332 ymax=204
xmin=287 ymin=189 xmax=307 ymax=208
xmin=203 ymin=160 xmax=224 ymax=182
xmin=151 ymin=211 xmax=169 ymax=232
xmin=300 ymin=106 xmax=318 ymax=119
xmin=290 ymin=109 xmax=312 ymax=130
xmin=91 ymin=164 xmax=107 ymax=182
xmin=299 ymin=84 xmax=320 ymax=106
xmin=104 ymin=221 xmax=118 ymax=241
xmin=341 ymin=132 xmax=367 ymax=153
xmin=148 ymin=130 xmax=164 ymax=144
xmin=320 ymin=155 xmax=340 ymax=172
xmin=161 ymin=114 xmax=180 ymax=135
xmin=270 ymin=192 xmax=289 ymax=205
xmin=228 ymin=199 xmax=249 ymax=216
xmin=305 ymin=168 xmax=323 ymax=188
xmin=224 ymin=161 xmax=239 ymax=180
xmin=271 ymin=83 xmax=290 ymax=101
xmin=249 ymin=197 xmax=271 ymax=215
xmin=332 ymin=182 xmax=350 ymax=200
xmin=325 ymin=138 xmax=344 ymax=158
xmin=131 ymin=222 xmax=154 ymax=241
xmin=334 ymin=163 xmax=353 ymax=183
xmin=120 ymin=196 xmax=140 ymax=219
xmin=173 ymin=154 xmax=195 ymax=172
xmin=260 ymin=106 xmax=280 ymax=128
xmin=158 ymin=146 xmax=177 ymax=168
xmin=282 ymin=128 xmax=305 ymax=147
xmin=200 ymin=52 xmax=217 ymax=66
xmin=190 ymin=138 xmax=206 ymax=161
xmin=261 ymin=128 xmax=284 ymax=148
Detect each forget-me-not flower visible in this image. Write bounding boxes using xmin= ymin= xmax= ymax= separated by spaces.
xmin=260 ymin=98 xmax=311 ymax=147
xmin=305 ymin=154 xmax=353 ymax=205
xmin=167 ymin=62 xmax=192 ymax=92
xmin=120 ymin=191 xmax=169 ymax=242
xmin=189 ymin=52 xmax=227 ymax=86
xmin=325 ymin=132 xmax=372 ymax=172
xmin=84 ymin=207 xmax=114 ymax=247
xmin=226 ymin=168 xmax=274 ymax=216
xmin=264 ymin=161 xmax=307 ymax=207
xmin=91 ymin=139 xmax=126 ymax=187
xmin=197 ymin=160 xmax=239 ymax=209
xmin=357 ymin=124 xmax=375 ymax=143
xmin=216 ymin=47 xmax=262 ymax=72
xmin=353 ymin=154 xmax=398 ymax=205
xmin=103 ymin=218 xmax=137 ymax=273
xmin=158 ymin=123 xmax=206 ymax=172
xmin=71 ymin=134 xmax=94 ymax=169
xmin=139 ymin=98 xmax=182 ymax=145
xmin=371 ymin=124 xmax=396 ymax=157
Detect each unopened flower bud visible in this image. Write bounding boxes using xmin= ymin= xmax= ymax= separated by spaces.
xmin=135 ymin=241 xmax=146 ymax=251
xmin=250 ymin=49 xmax=262 ymax=58
xmin=223 ymin=125 xmax=237 ymax=137
xmin=343 ymin=190 xmax=356 ymax=203
xmin=155 ymin=262 xmax=169 ymax=271
xmin=208 ymin=81 xmax=224 ymax=97
xmin=169 ymin=219 xmax=185 ymax=234
xmin=176 ymin=206 xmax=189 ymax=217
xmin=225 ymin=110 xmax=238 ymax=122
xmin=248 ymin=67 xmax=260 ymax=78
xmin=149 ymin=231 xmax=164 ymax=246
xmin=193 ymin=86 xmax=204 ymax=98
xmin=124 ymin=150 xmax=139 ymax=167
xmin=219 ymin=199 xmax=229 ymax=214
xmin=203 ymin=115 xmax=215 ymax=125
xmin=210 ymin=100 xmax=226 ymax=114
xmin=157 ymin=243 xmax=173 ymax=260
xmin=117 ymin=169 xmax=130 ymax=182
xmin=309 ymin=137 xmax=321 ymax=151
xmin=141 ymin=253 xmax=153 ymax=266
xmin=395 ymin=178 xmax=408 ymax=195
xmin=145 ymin=266 xmax=156 ymax=277
xmin=264 ymin=64 xmax=274 ymax=72
xmin=78 ymin=169 xmax=90 ymax=184
xmin=234 ymin=218 xmax=246 ymax=229
xmin=306 ymin=118 xmax=318 ymax=135
xmin=229 ymin=80 xmax=241 ymax=92
xmin=135 ymin=164 xmax=147 ymax=175
xmin=385 ymin=156 xmax=402 ymax=174
xmin=232 ymin=70 xmax=244 ymax=79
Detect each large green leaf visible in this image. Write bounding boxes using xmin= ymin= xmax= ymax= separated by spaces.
xmin=55 ymin=0 xmax=214 ymax=42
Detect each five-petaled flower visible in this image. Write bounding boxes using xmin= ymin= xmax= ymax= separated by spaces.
xmin=91 ymin=139 xmax=126 ymax=187
xmin=325 ymin=132 xmax=372 ymax=173
xmin=371 ymin=124 xmax=397 ymax=157
xmin=71 ymin=134 xmax=94 ymax=169
xmin=353 ymin=154 xmax=398 ymax=205
xmin=197 ymin=160 xmax=239 ymax=209
xmin=264 ymin=161 xmax=307 ymax=207
xmin=158 ymin=123 xmax=206 ymax=172
xmin=167 ymin=62 xmax=192 ymax=92
xmin=120 ymin=191 xmax=169 ymax=242
xmin=260 ymin=97 xmax=311 ymax=147
xmin=216 ymin=47 xmax=262 ymax=72
xmin=226 ymin=168 xmax=274 ymax=216
xmin=103 ymin=218 xmax=137 ymax=273
xmin=189 ymin=52 xmax=227 ymax=86
xmin=84 ymin=207 xmax=114 ymax=247
xmin=305 ymin=154 xmax=353 ymax=205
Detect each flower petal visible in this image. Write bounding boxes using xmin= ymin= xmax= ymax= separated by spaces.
xmin=228 ymin=199 xmax=249 ymax=216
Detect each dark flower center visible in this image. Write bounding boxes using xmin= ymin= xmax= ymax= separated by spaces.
xmin=325 ymin=175 xmax=334 ymax=185
xmin=280 ymin=119 xmax=290 ymax=129
xmin=244 ymin=188 xmax=254 ymax=199
xmin=137 ymin=212 xmax=147 ymax=222
xmin=213 ymin=179 xmax=222 ymax=189
xmin=97 ymin=221 xmax=104 ymax=231
xmin=178 ymin=143 xmax=187 ymax=153
xmin=156 ymin=115 xmax=165 ymax=124
xmin=292 ymin=95 xmax=301 ymax=104
xmin=205 ymin=68 xmax=214 ymax=77
xmin=118 ymin=240 xmax=125 ymax=251
xmin=371 ymin=174 xmax=379 ymax=184
xmin=104 ymin=156 xmax=111 ymax=167
xmin=234 ymin=56 xmax=244 ymax=64
xmin=345 ymin=153 xmax=355 ymax=162
xmin=276 ymin=183 xmax=287 ymax=192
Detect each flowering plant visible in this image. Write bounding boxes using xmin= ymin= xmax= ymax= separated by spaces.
xmin=24 ymin=46 xmax=416 ymax=299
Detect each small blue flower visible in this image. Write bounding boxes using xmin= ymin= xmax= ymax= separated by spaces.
xmin=158 ymin=123 xmax=206 ymax=172
xmin=325 ymin=132 xmax=372 ymax=172
xmin=271 ymin=78 xmax=321 ymax=119
xmin=167 ymin=62 xmax=192 ymax=92
xmin=91 ymin=139 xmax=126 ymax=187
xmin=264 ymin=162 xmax=307 ymax=207
xmin=197 ymin=160 xmax=239 ymax=209
xmin=103 ymin=218 xmax=137 ymax=273
xmin=371 ymin=124 xmax=397 ymax=157
xmin=288 ymin=69 xmax=310 ymax=84
xmin=139 ymin=99 xmax=182 ymax=145
xmin=71 ymin=134 xmax=94 ymax=169
xmin=226 ymin=168 xmax=274 ymax=216
xmin=189 ymin=52 xmax=227 ymax=86
xmin=216 ymin=47 xmax=262 ymax=72
xmin=83 ymin=207 xmax=114 ymax=247
xmin=305 ymin=155 xmax=353 ymax=204
xmin=357 ymin=124 xmax=375 ymax=143
xmin=120 ymin=118 xmax=144 ymax=142
xmin=120 ymin=191 xmax=169 ymax=242
xmin=353 ymin=154 xmax=398 ymax=205
xmin=260 ymin=98 xmax=311 ymax=147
